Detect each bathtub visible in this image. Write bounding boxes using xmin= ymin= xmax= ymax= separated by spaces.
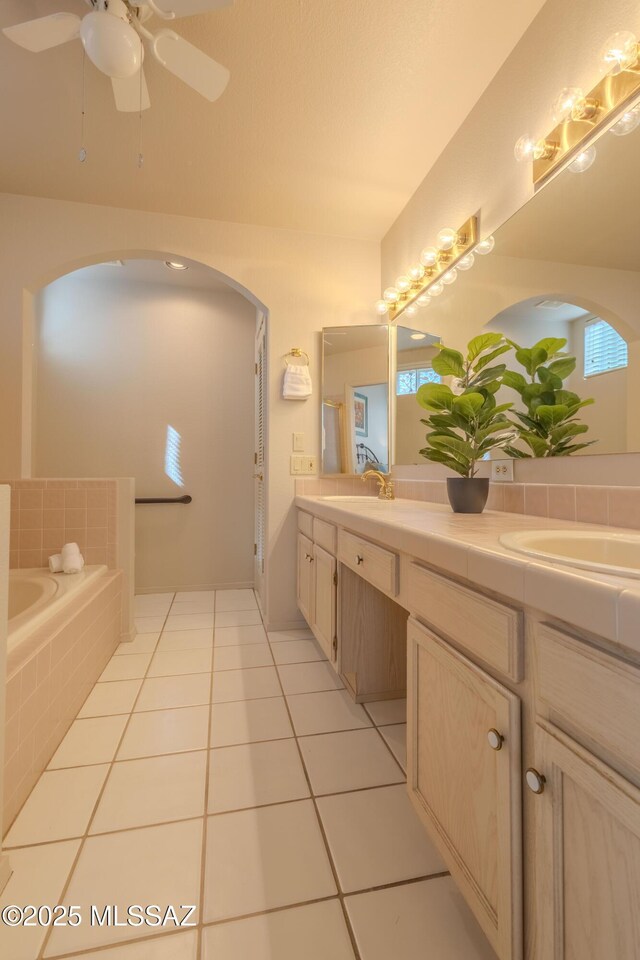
xmin=8 ymin=565 xmax=108 ymax=653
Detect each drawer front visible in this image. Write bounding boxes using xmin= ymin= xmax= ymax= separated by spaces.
xmin=313 ymin=518 xmax=337 ymax=555
xmin=535 ymin=623 xmax=640 ymax=777
xmin=338 ymin=529 xmax=398 ymax=596
xmin=406 ymin=562 xmax=522 ymax=681
xmin=297 ymin=510 xmax=313 ymax=539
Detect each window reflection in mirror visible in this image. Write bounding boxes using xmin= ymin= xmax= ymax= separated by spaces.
xmin=321 ymin=325 xmax=390 ymax=475
xmin=394 ymin=327 xmax=441 ymax=466
xmin=392 ymin=120 xmax=640 ymax=464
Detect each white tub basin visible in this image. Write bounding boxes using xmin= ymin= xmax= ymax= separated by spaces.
xmin=499 ymin=530 xmax=640 ymax=579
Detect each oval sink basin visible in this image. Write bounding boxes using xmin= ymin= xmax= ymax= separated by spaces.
xmin=499 ymin=530 xmax=640 ymax=579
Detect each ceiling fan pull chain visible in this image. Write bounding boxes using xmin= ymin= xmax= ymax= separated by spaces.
xmin=137 ymin=43 xmax=144 ymax=169
xmin=79 ymin=49 xmax=88 ymax=163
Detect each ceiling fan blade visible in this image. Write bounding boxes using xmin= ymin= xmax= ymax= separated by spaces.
xmin=152 ymin=30 xmax=229 ymax=102
xmin=111 ymin=69 xmax=151 ymax=112
xmin=2 ymin=13 xmax=81 ymax=53
xmin=135 ymin=0 xmax=232 ymax=18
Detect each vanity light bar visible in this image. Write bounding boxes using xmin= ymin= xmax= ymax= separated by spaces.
xmin=380 ymin=215 xmax=479 ymax=322
xmin=518 ymin=30 xmax=640 ymax=186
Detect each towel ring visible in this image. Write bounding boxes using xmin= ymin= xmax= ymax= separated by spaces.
xmin=284 ymin=347 xmax=310 ymax=366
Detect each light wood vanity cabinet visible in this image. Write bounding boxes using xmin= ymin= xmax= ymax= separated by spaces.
xmin=407 ymin=618 xmax=522 ymax=960
xmin=296 ymin=532 xmax=315 ymax=626
xmin=296 ymin=513 xmax=338 ymax=664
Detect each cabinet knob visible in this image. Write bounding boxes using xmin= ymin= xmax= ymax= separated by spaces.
xmin=356 ymin=555 xmax=364 ymax=565
xmin=487 ymin=729 xmax=504 ymax=751
xmin=525 ymin=768 xmax=546 ymax=795
xmin=305 ymin=553 xmax=313 ymax=563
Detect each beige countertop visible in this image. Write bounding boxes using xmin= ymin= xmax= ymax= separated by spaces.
xmin=295 ymin=495 xmax=640 ymax=656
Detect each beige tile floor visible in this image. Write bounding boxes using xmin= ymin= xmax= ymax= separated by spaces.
xmin=1 ymin=588 xmax=496 ymax=960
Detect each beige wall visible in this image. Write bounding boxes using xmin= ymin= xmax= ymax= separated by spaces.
xmin=0 ymin=193 xmax=379 ymax=627
xmin=34 ymin=273 xmax=256 ymax=592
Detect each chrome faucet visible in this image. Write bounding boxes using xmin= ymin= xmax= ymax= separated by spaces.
xmin=361 ymin=469 xmax=395 ymax=500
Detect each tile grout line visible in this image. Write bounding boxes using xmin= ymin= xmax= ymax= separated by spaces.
xmin=195 ymin=589 xmax=217 ymax=960
xmin=35 ymin=595 xmax=176 ymax=960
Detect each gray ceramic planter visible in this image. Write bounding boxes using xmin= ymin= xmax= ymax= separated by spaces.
xmin=446 ymin=477 xmax=490 ymax=514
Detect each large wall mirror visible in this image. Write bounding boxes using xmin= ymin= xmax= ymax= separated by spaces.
xmin=391 ymin=117 xmax=640 ymax=465
xmin=321 ymin=325 xmax=390 ymax=475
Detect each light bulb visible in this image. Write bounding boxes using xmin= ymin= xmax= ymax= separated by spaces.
xmin=429 ymin=281 xmax=444 ymax=297
xmin=441 ymin=268 xmax=457 ymax=285
xmin=475 ymin=236 xmax=495 ymax=256
xmin=396 ymin=276 xmax=412 ymax=294
xmin=568 ymin=145 xmax=596 ymax=173
xmin=514 ymin=135 xmax=538 ymax=162
xmin=374 ymin=299 xmax=389 ymax=316
xmin=437 ymin=228 xmax=457 ymax=251
xmin=408 ymin=264 xmax=425 ymax=282
xmin=416 ymin=294 xmax=431 ymax=308
xmin=457 ymin=253 xmax=475 ymax=271
xmin=419 ymin=246 xmax=438 ymax=267
xmin=600 ymin=31 xmax=638 ymax=75
xmin=405 ymin=304 xmax=418 ymax=317
xmin=552 ymin=87 xmax=584 ymax=124
xmin=610 ymin=104 xmax=640 ymax=136
xmin=383 ymin=287 xmax=399 ymax=304
xmin=80 ymin=10 xmax=143 ymax=79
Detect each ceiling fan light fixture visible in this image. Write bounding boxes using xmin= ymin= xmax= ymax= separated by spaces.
xmin=165 ymin=260 xmax=189 ymax=270
xmin=80 ymin=10 xmax=143 ymax=80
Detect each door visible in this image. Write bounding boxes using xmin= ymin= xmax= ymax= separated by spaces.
xmin=297 ymin=533 xmax=314 ymax=626
xmin=530 ymin=721 xmax=640 ymax=960
xmin=313 ymin=543 xmax=336 ymax=662
xmin=254 ymin=312 xmax=267 ymax=609
xmin=407 ymin=618 xmax=522 ymax=960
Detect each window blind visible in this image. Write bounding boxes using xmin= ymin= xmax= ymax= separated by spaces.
xmin=396 ymin=366 xmax=441 ymax=395
xmin=584 ymin=319 xmax=628 ymax=377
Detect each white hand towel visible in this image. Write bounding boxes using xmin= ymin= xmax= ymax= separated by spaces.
xmin=63 ymin=552 xmax=84 ymax=575
xmin=61 ymin=542 xmax=81 ymax=559
xmin=48 ymin=554 xmax=63 ymax=573
xmin=283 ymin=363 xmax=312 ymax=400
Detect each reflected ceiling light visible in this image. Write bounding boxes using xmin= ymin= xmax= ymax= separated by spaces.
xmin=374 ymin=299 xmax=389 ymax=316
xmin=410 ymin=332 xmax=427 ymax=340
xmin=396 ymin=276 xmax=412 ymax=294
xmin=568 ymin=145 xmax=597 ymax=173
xmin=600 ymin=31 xmax=639 ymax=75
xmin=457 ymin=253 xmax=475 ymax=271
xmin=408 ymin=264 xmax=425 ymax=282
xmin=475 ymin=236 xmax=495 ymax=255
xmin=441 ymin=268 xmax=458 ymax=285
xmin=437 ymin=228 xmax=457 ymax=251
xmin=404 ymin=304 xmax=418 ymax=317
xmin=383 ymin=287 xmax=399 ymax=304
xmin=165 ymin=260 xmax=189 ymax=270
xmin=610 ymin=103 xmax=640 ymax=135
xmin=419 ymin=246 xmax=438 ymax=267
xmin=416 ymin=294 xmax=431 ymax=308
xmin=429 ymin=281 xmax=444 ymax=297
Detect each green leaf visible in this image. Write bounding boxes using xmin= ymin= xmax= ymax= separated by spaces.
xmin=535 ymin=404 xmax=570 ymax=428
xmin=547 ymin=356 xmax=576 ymax=380
xmin=419 ymin=448 xmax=469 ymax=476
xmin=520 ymin=432 xmax=549 ymax=457
xmin=502 ymin=370 xmax=527 ymax=393
xmin=533 ymin=337 xmax=567 ymax=358
xmin=452 ymin=392 xmax=485 ymax=418
xmin=416 ymin=382 xmax=455 ymax=411
xmin=550 ymin=423 xmax=589 ymax=444
xmin=466 ymin=333 xmax=504 ymax=362
xmin=432 ymin=347 xmax=465 ymax=379
xmin=473 ymin=344 xmax=512 ymax=371
xmin=537 ymin=367 xmax=563 ymax=390
xmin=504 ymin=444 xmax=530 ymax=459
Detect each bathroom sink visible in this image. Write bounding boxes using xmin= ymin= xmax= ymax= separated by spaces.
xmin=499 ymin=530 xmax=640 ymax=579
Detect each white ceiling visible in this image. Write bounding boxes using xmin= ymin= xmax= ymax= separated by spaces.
xmin=488 ymin=295 xmax=591 ymax=329
xmin=0 ymin=0 xmax=547 ymax=239
xmin=66 ymin=255 xmax=239 ymax=291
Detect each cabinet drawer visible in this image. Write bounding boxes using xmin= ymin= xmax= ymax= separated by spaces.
xmin=313 ymin=518 xmax=337 ymax=555
xmin=406 ymin=562 xmax=522 ymax=681
xmin=338 ymin=529 xmax=398 ymax=596
xmin=297 ymin=510 xmax=313 ymax=539
xmin=535 ymin=623 xmax=640 ymax=777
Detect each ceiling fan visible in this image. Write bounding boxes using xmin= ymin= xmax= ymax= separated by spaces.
xmin=2 ymin=0 xmax=232 ymax=112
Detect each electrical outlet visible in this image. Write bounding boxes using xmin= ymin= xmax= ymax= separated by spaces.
xmin=290 ymin=455 xmax=316 ymax=475
xmin=491 ymin=460 xmax=514 ymax=482
xmin=292 ymin=432 xmax=305 ymax=452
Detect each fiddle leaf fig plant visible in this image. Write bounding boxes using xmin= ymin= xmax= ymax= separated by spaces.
xmin=416 ymin=334 xmax=517 ymax=478
xmin=502 ymin=337 xmax=597 ymax=458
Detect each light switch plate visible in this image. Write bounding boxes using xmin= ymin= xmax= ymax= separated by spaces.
xmin=293 ymin=432 xmax=305 ymax=452
xmin=491 ymin=460 xmax=514 ymax=482
xmin=290 ymin=455 xmax=316 ymax=475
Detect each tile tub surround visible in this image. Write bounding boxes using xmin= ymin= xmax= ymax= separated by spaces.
xmin=296 ymin=495 xmax=640 ymax=656
xmin=3 ymin=571 xmax=122 ymax=831
xmin=296 ymin=477 xmax=640 ymax=531
xmin=0 ymin=588 xmax=495 ymax=960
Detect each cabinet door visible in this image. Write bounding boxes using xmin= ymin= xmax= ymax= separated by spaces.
xmin=530 ymin=721 xmax=640 ymax=960
xmin=407 ymin=618 xmax=522 ymax=960
xmin=312 ymin=544 xmax=336 ymax=662
xmin=297 ymin=533 xmax=314 ymax=626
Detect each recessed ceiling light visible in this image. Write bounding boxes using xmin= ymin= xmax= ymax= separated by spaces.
xmin=165 ymin=261 xmax=189 ymax=271
xmin=536 ymin=299 xmax=566 ymax=309
xmin=410 ymin=332 xmax=427 ymax=340
xmin=97 ymin=260 xmax=124 ymax=266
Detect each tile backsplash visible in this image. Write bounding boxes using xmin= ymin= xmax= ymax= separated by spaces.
xmin=2 ymin=478 xmax=118 ymax=569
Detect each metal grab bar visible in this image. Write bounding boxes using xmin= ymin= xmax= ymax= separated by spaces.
xmin=135 ymin=495 xmax=193 ymax=504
